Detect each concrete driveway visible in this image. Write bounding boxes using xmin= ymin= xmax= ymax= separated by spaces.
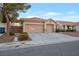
xmin=0 ymin=33 xmax=79 ymax=50
xmin=29 ymin=33 xmax=79 ymax=44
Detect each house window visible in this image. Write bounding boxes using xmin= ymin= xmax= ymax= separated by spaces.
xmin=12 ymin=23 xmax=22 ymax=26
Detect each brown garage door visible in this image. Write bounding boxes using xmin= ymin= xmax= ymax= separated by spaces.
xmin=46 ymin=24 xmax=54 ymax=32
xmin=24 ymin=24 xmax=44 ymax=33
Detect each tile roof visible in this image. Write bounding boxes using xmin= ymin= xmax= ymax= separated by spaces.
xmin=56 ymin=21 xmax=76 ymax=26
xmin=20 ymin=17 xmax=45 ymax=23
xmin=75 ymin=22 xmax=79 ymax=26
xmin=18 ymin=17 xmax=79 ymax=26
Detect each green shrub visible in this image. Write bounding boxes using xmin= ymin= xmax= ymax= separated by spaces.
xmin=73 ymin=29 xmax=76 ymax=32
xmin=20 ymin=32 xmax=28 ymax=35
xmin=56 ymin=28 xmax=76 ymax=32
xmin=9 ymin=32 xmax=15 ymax=36
xmin=66 ymin=29 xmax=76 ymax=32
xmin=18 ymin=32 xmax=29 ymax=41
xmin=61 ymin=29 xmax=65 ymax=32
xmin=56 ymin=29 xmax=61 ymax=32
xmin=56 ymin=29 xmax=65 ymax=32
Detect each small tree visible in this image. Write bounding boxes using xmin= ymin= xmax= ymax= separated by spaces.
xmin=0 ymin=3 xmax=31 ymax=35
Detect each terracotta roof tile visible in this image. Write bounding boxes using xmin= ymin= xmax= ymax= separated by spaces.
xmin=75 ymin=22 xmax=79 ymax=26
xmin=19 ymin=17 xmax=79 ymax=26
xmin=20 ymin=17 xmax=45 ymax=23
xmin=56 ymin=21 xmax=76 ymax=26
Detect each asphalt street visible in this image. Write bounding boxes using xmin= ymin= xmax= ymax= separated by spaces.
xmin=0 ymin=40 xmax=79 ymax=56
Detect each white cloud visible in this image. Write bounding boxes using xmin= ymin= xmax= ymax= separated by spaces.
xmin=67 ymin=11 xmax=76 ymax=14
xmin=19 ymin=10 xmax=79 ymax=22
xmin=26 ymin=15 xmax=41 ymax=18
xmin=54 ymin=15 xmax=79 ymax=22
xmin=43 ymin=12 xmax=62 ymax=16
xmin=34 ymin=11 xmax=44 ymax=14
xmin=20 ymin=11 xmax=62 ymax=19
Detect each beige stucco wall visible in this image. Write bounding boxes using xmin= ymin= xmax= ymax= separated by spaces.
xmin=76 ymin=26 xmax=79 ymax=31
xmin=56 ymin=24 xmax=64 ymax=30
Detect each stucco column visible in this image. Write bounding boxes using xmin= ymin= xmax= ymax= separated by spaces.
xmin=44 ymin=22 xmax=46 ymax=33
xmin=23 ymin=22 xmax=25 ymax=32
xmin=53 ymin=24 xmax=56 ymax=32
xmin=64 ymin=25 xmax=67 ymax=31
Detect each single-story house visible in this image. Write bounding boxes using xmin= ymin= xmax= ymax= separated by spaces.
xmin=56 ymin=21 xmax=76 ymax=31
xmin=21 ymin=17 xmax=56 ymax=33
xmin=10 ymin=17 xmax=57 ymax=33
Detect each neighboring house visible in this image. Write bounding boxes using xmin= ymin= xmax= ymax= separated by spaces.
xmin=10 ymin=20 xmax=23 ymax=33
xmin=21 ymin=17 xmax=56 ymax=33
xmin=75 ymin=22 xmax=79 ymax=31
xmin=56 ymin=21 xmax=76 ymax=31
xmin=0 ymin=20 xmax=23 ymax=33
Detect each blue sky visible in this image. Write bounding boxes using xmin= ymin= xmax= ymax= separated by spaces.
xmin=18 ymin=3 xmax=79 ymax=22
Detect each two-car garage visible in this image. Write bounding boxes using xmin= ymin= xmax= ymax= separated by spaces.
xmin=23 ymin=18 xmax=56 ymax=33
xmin=24 ymin=24 xmax=55 ymax=33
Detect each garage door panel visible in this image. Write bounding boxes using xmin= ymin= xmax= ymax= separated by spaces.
xmin=25 ymin=24 xmax=44 ymax=33
xmin=46 ymin=24 xmax=54 ymax=32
